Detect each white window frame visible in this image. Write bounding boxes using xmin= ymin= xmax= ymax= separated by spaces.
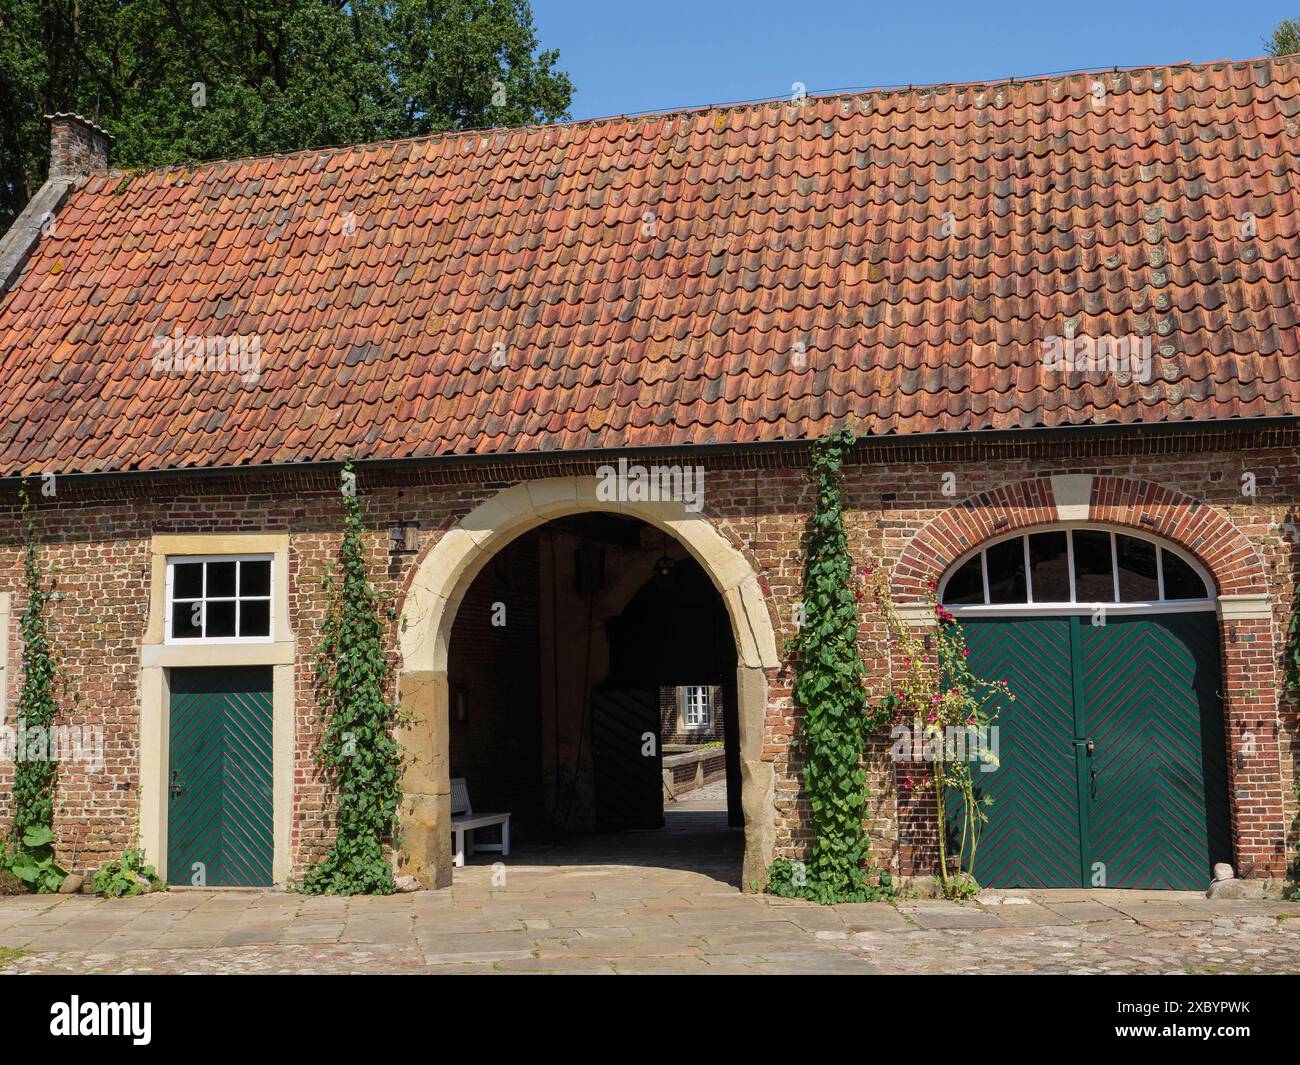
xmin=165 ymin=554 xmax=275 ymax=645
xmin=938 ymin=523 xmax=1214 ymax=618
xmin=679 ymin=685 xmax=712 ymax=730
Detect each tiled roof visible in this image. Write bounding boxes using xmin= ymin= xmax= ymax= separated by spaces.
xmin=2 ymin=56 xmax=1299 ymax=477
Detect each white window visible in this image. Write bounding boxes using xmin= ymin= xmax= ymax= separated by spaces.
xmin=166 ymin=555 xmax=273 ymax=643
xmin=681 ymin=685 xmax=711 ymax=729
xmin=940 ymin=525 xmax=1213 ymax=616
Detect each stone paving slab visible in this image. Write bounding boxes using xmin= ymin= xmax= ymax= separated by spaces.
xmin=828 ymin=903 xmax=914 ymax=931
xmin=900 ymin=903 xmax=1009 ymax=929
xmin=783 ymin=908 xmax=849 ymax=933
xmin=2 ymin=854 xmax=1298 ymax=975
xmin=1036 ymin=900 xmax=1131 ymax=923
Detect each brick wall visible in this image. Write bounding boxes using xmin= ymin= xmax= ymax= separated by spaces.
xmin=446 ymin=531 xmax=542 ymax=835
xmin=0 ymin=423 xmax=1294 ymax=885
xmin=663 ymin=748 xmax=728 ymax=795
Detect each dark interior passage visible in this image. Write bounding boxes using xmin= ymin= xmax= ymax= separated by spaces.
xmin=446 ymin=513 xmax=741 ymax=866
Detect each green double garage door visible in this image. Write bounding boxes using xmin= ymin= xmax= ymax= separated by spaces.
xmin=168 ymin=667 xmax=274 ymax=887
xmin=959 ymin=612 xmax=1231 ymax=890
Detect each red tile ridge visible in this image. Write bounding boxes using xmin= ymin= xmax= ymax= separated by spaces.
xmin=89 ymin=53 xmax=1300 ymax=184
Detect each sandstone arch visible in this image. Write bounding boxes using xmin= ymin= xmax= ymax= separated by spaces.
xmin=395 ymin=477 xmax=780 ymax=889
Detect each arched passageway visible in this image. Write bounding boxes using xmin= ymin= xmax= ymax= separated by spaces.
xmin=394 ymin=478 xmax=779 ymax=890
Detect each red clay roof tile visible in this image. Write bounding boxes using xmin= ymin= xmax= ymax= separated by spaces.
xmin=1 ymin=57 xmax=1299 ymax=476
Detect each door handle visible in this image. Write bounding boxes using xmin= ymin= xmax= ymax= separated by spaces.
xmin=170 ymin=770 xmax=186 ymax=797
xmin=1073 ymin=740 xmax=1097 ymax=798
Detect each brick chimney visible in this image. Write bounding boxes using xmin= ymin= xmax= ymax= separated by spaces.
xmin=45 ymin=113 xmax=111 ymax=181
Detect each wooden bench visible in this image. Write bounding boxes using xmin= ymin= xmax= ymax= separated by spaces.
xmin=450 ymin=777 xmax=511 ymax=868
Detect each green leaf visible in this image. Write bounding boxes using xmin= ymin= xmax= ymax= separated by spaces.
xmin=21 ymin=825 xmax=55 ymax=848
xmin=10 ymin=857 xmax=38 ymax=882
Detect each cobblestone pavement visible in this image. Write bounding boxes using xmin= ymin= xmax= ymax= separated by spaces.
xmin=830 ymin=893 xmax=1300 ymax=974
xmin=667 ymin=777 xmax=728 ymax=804
xmin=1 ymin=811 xmax=1296 ymax=974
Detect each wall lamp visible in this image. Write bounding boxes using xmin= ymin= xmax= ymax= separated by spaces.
xmin=389 ymin=521 xmax=420 ymax=552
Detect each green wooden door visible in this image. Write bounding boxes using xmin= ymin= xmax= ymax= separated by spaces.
xmin=958 ymin=612 xmax=1230 ymax=890
xmin=1078 ymin=613 xmax=1232 ymax=889
xmin=961 ymin=617 xmax=1082 ymax=887
xmin=167 ymin=666 xmax=274 ymax=886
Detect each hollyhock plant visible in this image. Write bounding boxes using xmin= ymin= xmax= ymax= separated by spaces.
xmin=858 ymin=565 xmax=1014 ymax=900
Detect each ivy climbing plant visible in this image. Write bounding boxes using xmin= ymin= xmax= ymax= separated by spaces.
xmin=1285 ymin=510 xmax=1300 ymax=899
xmin=300 ymin=465 xmax=403 ymax=896
xmin=1284 ymin=510 xmax=1300 ymax=694
xmin=767 ymin=428 xmax=893 ymax=904
xmin=3 ymin=483 xmax=66 ymax=893
xmin=1286 ymin=605 xmax=1300 ymax=695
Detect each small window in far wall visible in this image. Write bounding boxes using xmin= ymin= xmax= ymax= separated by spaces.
xmin=167 ymin=556 xmax=273 ymax=642
xmin=679 ymin=685 xmax=711 ymax=729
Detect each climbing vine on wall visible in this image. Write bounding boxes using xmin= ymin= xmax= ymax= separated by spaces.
xmin=3 ymin=483 xmax=66 ymax=893
xmin=300 ymin=465 xmax=403 ymax=896
xmin=1284 ymin=512 xmax=1300 ymax=690
xmin=767 ymin=428 xmax=893 ymax=904
xmin=1286 ymin=607 xmax=1300 ymax=694
xmin=1285 ymin=510 xmax=1300 ymax=898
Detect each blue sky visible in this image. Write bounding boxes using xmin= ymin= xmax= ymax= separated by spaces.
xmin=532 ymin=0 xmax=1300 ymax=120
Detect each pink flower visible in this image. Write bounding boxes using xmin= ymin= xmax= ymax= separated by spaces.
xmin=926 ymin=580 xmax=937 ymax=591
xmin=962 ymin=648 xmax=970 ymax=659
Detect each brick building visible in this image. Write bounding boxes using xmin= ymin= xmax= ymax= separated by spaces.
xmin=0 ymin=57 xmax=1296 ymax=894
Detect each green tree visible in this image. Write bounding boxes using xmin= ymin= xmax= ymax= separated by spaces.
xmin=1265 ymin=16 xmax=1300 ymax=56
xmin=0 ymin=0 xmax=573 ymax=233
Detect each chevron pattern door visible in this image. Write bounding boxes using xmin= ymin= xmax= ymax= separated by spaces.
xmin=958 ymin=617 xmax=1082 ymax=887
xmin=167 ymin=667 xmax=274 ymax=887
xmin=958 ymin=613 xmax=1229 ymax=889
xmin=1078 ymin=613 xmax=1232 ymax=889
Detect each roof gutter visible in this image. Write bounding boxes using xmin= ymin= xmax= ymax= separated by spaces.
xmin=3 ymin=415 xmax=1297 ymax=488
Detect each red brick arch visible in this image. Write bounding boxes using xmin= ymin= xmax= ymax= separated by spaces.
xmin=890 ymin=474 xmax=1285 ymax=882
xmin=892 ymin=474 xmax=1268 ymax=600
